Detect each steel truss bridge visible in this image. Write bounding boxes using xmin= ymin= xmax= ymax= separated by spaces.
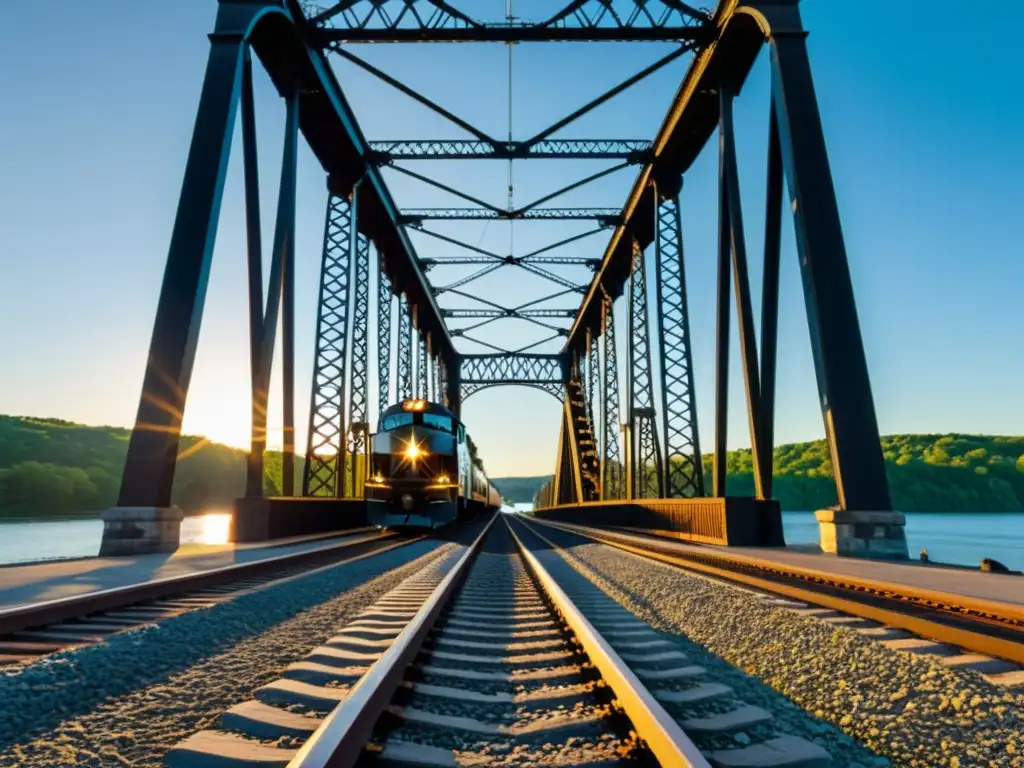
xmin=114 ymin=0 xmax=895 ymax=534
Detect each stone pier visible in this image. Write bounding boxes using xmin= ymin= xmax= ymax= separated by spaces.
xmin=814 ymin=508 xmax=909 ymax=559
xmin=98 ymin=506 xmax=185 ymax=556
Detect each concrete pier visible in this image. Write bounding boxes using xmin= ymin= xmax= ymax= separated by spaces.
xmin=814 ymin=508 xmax=909 ymax=559
xmin=99 ymin=506 xmax=185 ymax=556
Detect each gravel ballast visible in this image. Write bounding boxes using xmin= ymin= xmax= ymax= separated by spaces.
xmin=0 ymin=538 xmax=453 ymax=767
xmin=527 ymin=521 xmax=1023 ymax=768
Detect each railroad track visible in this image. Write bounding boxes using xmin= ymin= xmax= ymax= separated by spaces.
xmin=167 ymin=513 xmax=833 ymax=767
xmin=530 ymin=518 xmax=1024 ymax=682
xmin=0 ymin=529 xmax=419 ymax=668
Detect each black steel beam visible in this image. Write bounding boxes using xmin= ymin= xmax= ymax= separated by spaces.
xmin=401 ymin=208 xmax=622 ymax=224
xmin=370 ymin=139 xmax=652 ymax=161
xmin=443 ymin=309 xmax=576 ymax=319
xmin=317 ymin=28 xmax=709 ymax=44
xmin=262 ymin=0 xmax=454 ymax=364
xmin=565 ymin=0 xmax=766 ymax=353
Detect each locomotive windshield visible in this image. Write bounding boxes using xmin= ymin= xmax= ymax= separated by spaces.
xmin=422 ymin=413 xmax=454 ymax=432
xmin=380 ymin=411 xmax=455 ymax=434
xmin=381 ymin=413 xmax=414 ymax=431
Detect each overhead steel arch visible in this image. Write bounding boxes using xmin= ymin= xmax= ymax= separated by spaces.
xmin=461 ymin=381 xmax=564 ymax=404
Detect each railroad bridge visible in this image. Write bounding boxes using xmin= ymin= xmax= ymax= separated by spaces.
xmin=102 ymin=0 xmax=906 ymax=560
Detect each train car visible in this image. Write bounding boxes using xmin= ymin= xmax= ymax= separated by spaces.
xmin=366 ymin=398 xmax=501 ymax=530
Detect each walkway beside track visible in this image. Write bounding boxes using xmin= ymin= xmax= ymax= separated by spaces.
xmin=546 ymin=522 xmax=1024 ymax=609
xmin=0 ymin=529 xmax=377 ymax=611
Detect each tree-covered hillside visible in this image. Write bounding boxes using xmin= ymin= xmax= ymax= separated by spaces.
xmin=0 ymin=416 xmax=298 ymax=518
xmin=0 ymin=415 xmax=1021 ymax=516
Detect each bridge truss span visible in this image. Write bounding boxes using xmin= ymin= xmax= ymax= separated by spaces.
xmin=108 ymin=0 xmax=899 ymax=555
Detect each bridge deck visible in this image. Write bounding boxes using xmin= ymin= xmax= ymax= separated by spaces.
xmin=593 ymin=526 xmax=1024 ymax=609
xmin=0 ymin=529 xmax=375 ymax=612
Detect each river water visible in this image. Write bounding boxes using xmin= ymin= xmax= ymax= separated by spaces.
xmin=0 ymin=511 xmax=1021 ymax=570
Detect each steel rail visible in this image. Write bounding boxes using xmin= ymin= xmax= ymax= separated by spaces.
xmin=506 ymin=516 xmax=711 ymax=768
xmin=533 ymin=519 xmax=1024 ymax=665
xmin=286 ymin=513 xmax=499 ymax=768
xmin=0 ymin=529 xmax=405 ymax=636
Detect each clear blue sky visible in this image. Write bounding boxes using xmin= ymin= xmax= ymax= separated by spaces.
xmin=0 ymin=2 xmax=1021 ymax=478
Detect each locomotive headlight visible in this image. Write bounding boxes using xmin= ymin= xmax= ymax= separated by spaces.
xmin=437 ymin=474 xmax=449 ymax=484
xmin=404 ymin=439 xmax=426 ymax=462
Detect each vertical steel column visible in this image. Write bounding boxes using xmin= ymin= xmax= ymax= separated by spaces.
xmin=586 ymin=326 xmax=599 ymax=426
xmin=720 ymin=87 xmax=768 ymax=500
xmin=241 ymin=49 xmax=265 ymax=499
xmin=425 ymin=333 xmax=434 ymax=401
xmin=760 ymin=101 xmax=784 ymax=501
xmin=653 ymin=190 xmax=704 ymax=498
xmin=118 ymin=36 xmax=247 ymax=507
xmin=302 ymin=190 xmax=356 ymax=497
xmin=430 ymin=352 xmax=440 ymax=405
xmin=627 ymin=239 xmax=663 ymax=499
xmin=712 ymin=106 xmax=732 ymax=499
xmin=417 ymin=332 xmax=428 ymax=399
xmin=446 ymin=355 xmax=462 ymax=419
xmin=346 ymin=232 xmax=370 ymax=498
xmin=438 ymin=353 xmax=450 ymax=410
xmin=600 ymin=295 xmax=623 ymax=501
xmin=376 ymin=255 xmax=393 ymax=422
xmin=769 ymin=23 xmax=892 ymax=510
xmin=397 ymin=295 xmax=413 ymax=400
xmin=279 ymin=89 xmax=300 ymax=498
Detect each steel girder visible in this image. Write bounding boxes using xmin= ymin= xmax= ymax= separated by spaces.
xmin=303 ymin=194 xmax=356 ymax=498
xmin=653 ymin=193 xmax=704 ymax=497
xmin=625 ymin=240 xmax=663 ymax=500
xmin=566 ymin=0 xmax=893 ymax=513
xmin=599 ymin=296 xmax=623 ymax=501
xmin=397 ymin=294 xmax=413 ymax=400
xmin=421 ymin=256 xmax=598 ymax=269
xmin=586 ymin=326 xmax=599 ymax=430
xmin=460 ymin=353 xmax=564 ymax=402
xmin=443 ymin=309 xmax=576 ymax=320
xmin=377 ymin=254 xmax=393 ymax=421
xmin=115 ymin=0 xmax=456 ymax=508
xmin=370 ymin=139 xmax=652 ymax=161
xmin=344 ymin=231 xmax=371 ymax=497
xmin=417 ymin=333 xmax=429 ymax=399
xmin=304 ymin=0 xmax=710 ymax=43
xmin=401 ymin=208 xmax=622 ymax=225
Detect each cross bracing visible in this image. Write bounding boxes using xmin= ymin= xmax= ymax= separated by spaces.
xmin=115 ymin=0 xmax=896 ymax=527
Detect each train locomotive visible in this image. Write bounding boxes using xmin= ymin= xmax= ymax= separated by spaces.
xmin=365 ymin=398 xmax=501 ymax=529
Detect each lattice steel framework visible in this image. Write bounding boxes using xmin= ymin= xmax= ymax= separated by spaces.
xmin=587 ymin=327 xmax=599 ymax=427
xmin=377 ymin=256 xmax=393 ymax=421
xmin=625 ymin=240 xmax=663 ymax=499
xmin=430 ymin=351 xmax=440 ymax=402
xmin=397 ymin=294 xmax=413 ymax=400
xmin=599 ymin=296 xmax=623 ymax=501
xmin=113 ymin=0 xmax=895 ymax=535
xmin=303 ymin=194 xmax=355 ymax=497
xmin=438 ymin=353 xmax=450 ymax=410
xmin=653 ymin=191 xmax=704 ymax=497
xmin=344 ymin=231 xmax=370 ymax=497
xmin=401 ymin=208 xmax=622 ymax=225
xmin=417 ymin=333 xmax=429 ymax=398
xmin=371 ymin=139 xmax=653 ymax=161
xmin=304 ymin=0 xmax=710 ymax=43
xmin=460 ymin=353 xmax=564 ymax=402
